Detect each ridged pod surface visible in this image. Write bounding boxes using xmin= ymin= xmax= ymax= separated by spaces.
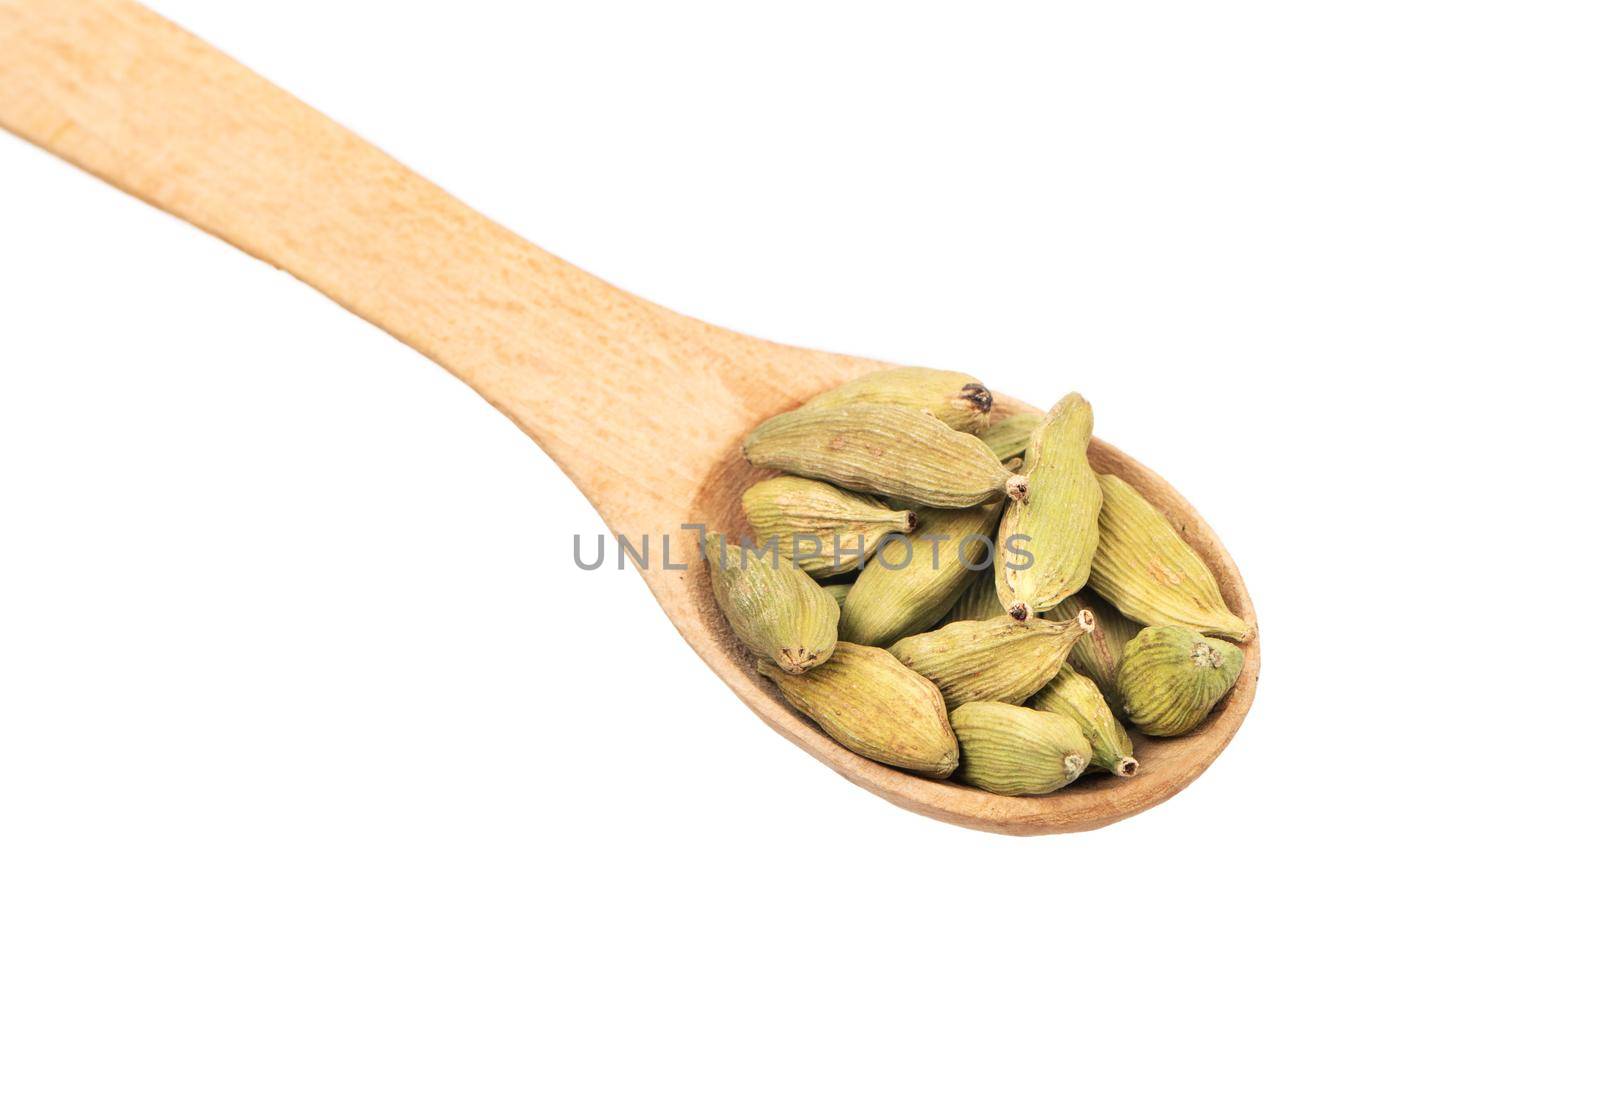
xmin=940 ymin=567 xmax=1008 ymax=625
xmin=741 ymin=476 xmax=915 ymax=578
xmin=1050 ymin=588 xmax=1140 ymax=713
xmin=802 ymin=366 xmax=994 ymax=433
xmin=705 ymin=532 xmax=839 ymax=674
xmin=1031 ymin=665 xmax=1138 ymax=777
xmin=978 ymin=412 xmax=1043 ymax=463
xmin=758 ymin=643 xmax=959 ymax=776
xmin=1118 ymin=626 xmax=1244 ymax=737
xmin=1090 ymin=474 xmax=1252 ymax=640
xmin=840 ymin=502 xmax=1002 ymax=646
xmin=949 ymin=702 xmax=1094 ymax=796
xmin=995 ymin=393 xmax=1102 ymax=620
xmin=888 ymin=612 xmax=1095 ymax=707
xmin=822 ymin=581 xmax=852 ymax=608
xmin=744 ymin=404 xmax=1027 ymax=510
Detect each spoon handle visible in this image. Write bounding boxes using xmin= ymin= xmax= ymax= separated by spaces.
xmin=0 ymin=0 xmax=741 ymax=527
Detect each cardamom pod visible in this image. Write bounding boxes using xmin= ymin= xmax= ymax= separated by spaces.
xmin=949 ymin=701 xmax=1094 ymax=795
xmin=940 ymin=567 xmax=1008 ymax=624
xmin=1089 ymin=473 xmax=1253 ymax=640
xmin=822 ymin=580 xmax=852 ymax=608
xmin=804 ymin=366 xmax=994 ymax=433
xmin=888 ymin=610 xmax=1095 ymax=707
xmin=1117 ymin=625 xmax=1244 ymax=737
xmin=741 ymin=475 xmax=916 ymax=577
xmin=1031 ymin=666 xmax=1138 ymax=777
xmin=840 ymin=502 xmax=1002 ymax=646
xmin=744 ymin=404 xmax=1028 ymax=510
xmin=759 ymin=642 xmax=959 ymax=776
xmin=1049 ymin=588 xmax=1140 ymax=714
xmin=995 ymin=393 xmax=1102 ymax=621
xmin=705 ymin=532 xmax=839 ymax=674
xmin=979 ymin=412 xmax=1043 ymax=463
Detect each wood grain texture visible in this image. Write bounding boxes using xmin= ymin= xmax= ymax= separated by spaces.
xmin=0 ymin=0 xmax=1259 ymax=834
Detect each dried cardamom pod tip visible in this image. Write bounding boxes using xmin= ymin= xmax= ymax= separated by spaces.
xmin=1114 ymin=757 xmax=1139 ymax=777
xmin=959 ymin=383 xmax=994 ymax=414
xmin=1007 ymin=601 xmax=1033 ymax=622
xmin=1005 ymin=474 xmax=1030 ymax=503
xmin=775 ymin=647 xmax=824 ymax=675
xmin=1074 ymin=608 xmax=1096 ymax=633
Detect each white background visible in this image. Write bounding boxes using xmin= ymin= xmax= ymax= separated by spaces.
xmin=2 ymin=2 xmax=1596 ymax=1091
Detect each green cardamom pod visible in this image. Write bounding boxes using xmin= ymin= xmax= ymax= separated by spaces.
xmin=741 ymin=476 xmax=916 ymax=577
xmin=705 ymin=532 xmax=839 ymax=674
xmin=888 ymin=610 xmax=1095 ymax=707
xmin=979 ymin=412 xmax=1043 ymax=463
xmin=1031 ymin=665 xmax=1138 ymax=777
xmin=822 ymin=580 xmax=852 ymax=608
xmin=840 ymin=502 xmax=1002 ymax=647
xmin=744 ymin=404 xmax=1028 ymax=510
xmin=940 ymin=567 xmax=1008 ymax=625
xmin=949 ymin=701 xmax=1094 ymax=795
xmin=759 ymin=642 xmax=959 ymax=776
xmin=995 ymin=393 xmax=1102 ymax=621
xmin=1049 ymin=588 xmax=1140 ymax=713
xmin=804 ymin=366 xmax=994 ymax=433
xmin=1117 ymin=625 xmax=1244 ymax=737
xmin=1089 ymin=473 xmax=1253 ymax=640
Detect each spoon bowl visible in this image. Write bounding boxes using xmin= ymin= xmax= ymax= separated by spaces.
xmin=690 ymin=389 xmax=1257 ymax=834
xmin=1 ymin=0 xmax=1258 ymax=834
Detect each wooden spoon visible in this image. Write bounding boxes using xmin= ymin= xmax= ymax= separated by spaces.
xmin=0 ymin=0 xmax=1258 ymax=834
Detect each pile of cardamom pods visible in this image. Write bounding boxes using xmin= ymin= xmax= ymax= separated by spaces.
xmin=706 ymin=368 xmax=1253 ymax=796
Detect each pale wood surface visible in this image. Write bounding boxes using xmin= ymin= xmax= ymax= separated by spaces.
xmin=0 ymin=0 xmax=1259 ymax=833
